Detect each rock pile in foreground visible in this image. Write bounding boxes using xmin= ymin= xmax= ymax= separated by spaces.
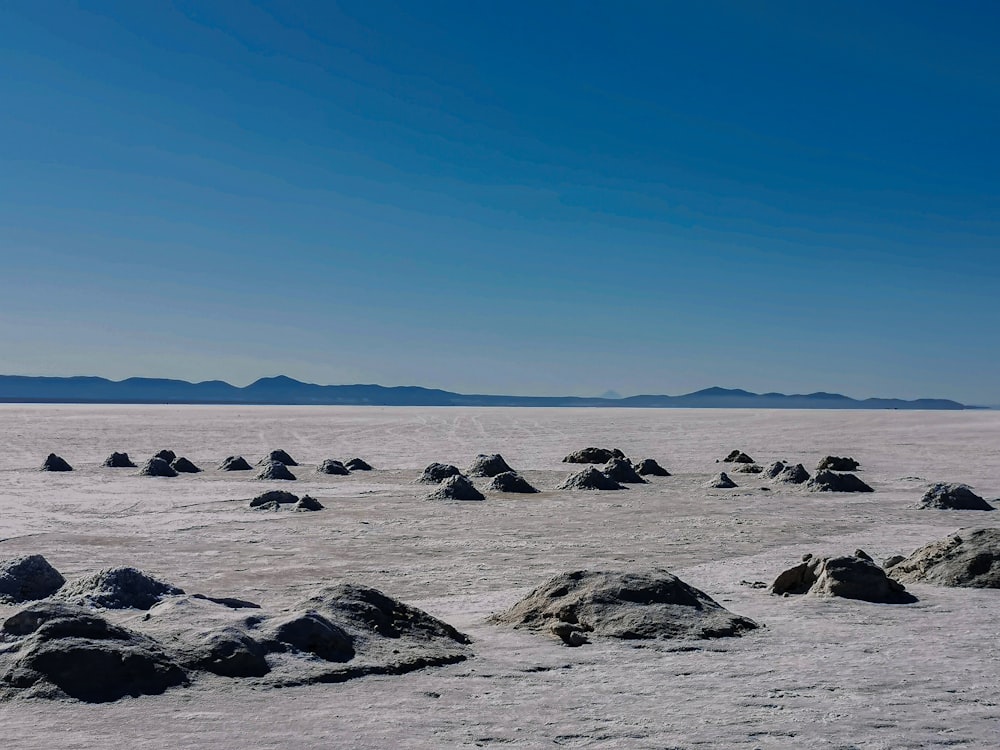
xmin=916 ymin=483 xmax=994 ymax=511
xmin=886 ymin=528 xmax=1000 ymax=588
xmin=771 ymin=551 xmax=914 ymax=603
xmin=0 ymin=555 xmax=65 ymax=604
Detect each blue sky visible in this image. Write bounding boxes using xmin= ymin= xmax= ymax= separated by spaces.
xmin=1 ymin=1 xmax=997 ymax=402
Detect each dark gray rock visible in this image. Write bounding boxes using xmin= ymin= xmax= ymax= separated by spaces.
xmin=807 ymin=470 xmax=873 ymax=493
xmin=916 ymin=483 xmax=994 ymax=511
xmin=0 ymin=555 xmax=65 ymax=604
xmin=706 ymin=472 xmax=737 ymax=489
xmin=249 ymin=490 xmax=299 ymax=508
xmin=294 ymin=495 xmax=324 ymax=512
xmin=57 ymin=567 xmax=184 ymax=610
xmin=317 ymin=459 xmax=350 ymax=476
xmin=635 ymin=458 xmax=671 ymax=477
xmin=419 ymin=463 xmax=462 ymax=483
xmin=467 ymin=453 xmax=514 ymax=477
xmin=562 ymin=447 xmax=625 ymax=464
xmin=265 ymin=611 xmax=355 ymax=662
xmin=139 ymin=457 xmax=177 ymax=477
xmin=102 ymin=452 xmax=135 ymax=468
xmin=426 ymin=475 xmax=485 ymax=501
xmin=487 ymin=472 xmax=539 ymax=494
xmin=887 ymin=528 xmax=1000 ymax=588
xmin=154 ymin=450 xmax=176 ymax=464
xmin=773 ymin=463 xmax=810 ymax=484
xmin=185 ymin=627 xmax=269 ymax=678
xmin=732 ymin=463 xmax=763 ymax=474
xmin=763 ymin=461 xmax=786 ymax=479
xmin=255 ymin=460 xmax=296 ymax=481
xmin=259 ymin=450 xmax=297 ymax=466
xmin=40 ymin=454 xmax=72 ymax=472
xmin=723 ymin=450 xmax=754 ymax=464
xmin=602 ymin=457 xmax=647 ymax=484
xmin=771 ymin=551 xmax=914 ymax=603
xmin=219 ymin=455 xmax=253 ymax=471
xmin=818 ymin=456 xmax=860 ymax=472
xmin=490 ymin=569 xmax=758 ymax=644
xmin=170 ymin=457 xmax=201 ymax=473
xmin=344 ymin=458 xmax=373 ymax=471
xmin=558 ymin=467 xmax=626 ymax=491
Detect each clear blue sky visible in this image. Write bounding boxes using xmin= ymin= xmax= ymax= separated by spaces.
xmin=1 ymin=1 xmax=998 ymax=402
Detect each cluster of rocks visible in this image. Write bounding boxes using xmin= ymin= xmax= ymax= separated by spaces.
xmin=249 ymin=491 xmax=324 ymax=512
xmin=915 ymin=483 xmax=994 ymax=511
xmin=770 ymin=550 xmax=915 ymax=603
xmin=557 ymin=450 xmax=670 ymax=491
xmin=886 ymin=528 xmax=1000 ymax=587
xmin=419 ymin=455 xmax=537 ymax=500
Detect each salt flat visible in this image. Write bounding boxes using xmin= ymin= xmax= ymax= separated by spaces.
xmin=0 ymin=404 xmax=998 ymax=749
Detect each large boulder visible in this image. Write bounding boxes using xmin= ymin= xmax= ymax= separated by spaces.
xmin=706 ymin=472 xmax=737 ymax=489
xmin=491 ymin=569 xmax=758 ymax=646
xmin=723 ymin=450 xmax=754 ymax=464
xmin=817 ymin=456 xmax=860 ymax=472
xmin=170 ymin=457 xmax=201 ymax=474
xmin=317 ymin=459 xmax=350 ymax=476
xmin=40 ymin=454 xmax=72 ymax=472
xmin=249 ymin=490 xmax=299 ymax=509
xmin=771 ymin=551 xmax=914 ymax=603
xmin=0 ymin=555 xmax=65 ymax=603
xmin=56 ymin=567 xmax=184 ymax=610
xmin=916 ymin=483 xmax=994 ymax=511
xmin=418 ymin=463 xmax=463 ymax=484
xmin=558 ymin=467 xmax=625 ymax=491
xmin=219 ymin=455 xmax=253 ymax=471
xmin=344 ymin=458 xmax=373 ymax=471
xmin=773 ymin=463 xmax=810 ymax=484
xmin=259 ymin=450 xmax=298 ymax=467
xmin=603 ymin=457 xmax=647 ymax=484
xmin=887 ymin=528 xmax=1000 ymax=588
xmin=487 ymin=472 xmax=539 ymax=494
xmin=255 ymin=460 xmax=296 ymax=481
xmin=426 ymin=475 xmax=485 ymax=501
xmin=139 ymin=457 xmax=177 ymax=477
xmin=154 ymin=450 xmax=176 ymax=464
xmin=467 ymin=453 xmax=514 ymax=477
xmin=103 ymin=452 xmax=136 ymax=468
xmin=634 ymin=458 xmax=670 ymax=477
xmin=562 ymin=447 xmax=625 ymax=464
xmin=807 ymin=470 xmax=873 ymax=493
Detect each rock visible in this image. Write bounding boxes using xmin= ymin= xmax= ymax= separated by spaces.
xmin=490 ymin=569 xmax=758 ymax=644
xmin=139 ymin=457 xmax=178 ymax=477
xmin=467 ymin=453 xmax=514 ymax=477
xmin=602 ymin=457 xmax=647 ymax=484
xmin=550 ymin=622 xmax=589 ymax=646
xmin=0 ymin=555 xmax=65 ymax=603
xmin=265 ymin=611 xmax=355 ymax=662
xmin=0 ymin=602 xmax=186 ymax=702
xmin=426 ymin=475 xmax=485 ymax=501
xmin=916 ymin=483 xmax=994 ymax=511
xmin=219 ymin=455 xmax=253 ymax=471
xmin=562 ymin=447 xmax=625 ymax=464
xmin=255 ymin=460 xmax=296 ymax=481
xmin=40 ymin=454 xmax=72 ymax=472
xmin=185 ymin=627 xmax=269 ymax=678
xmin=249 ymin=490 xmax=299 ymax=508
xmin=558 ymin=467 xmax=626 ymax=491
xmin=344 ymin=458 xmax=373 ymax=471
xmin=418 ymin=463 xmax=463 ymax=483
xmin=763 ymin=461 xmax=786 ymax=479
xmin=818 ymin=456 xmax=860 ymax=472
xmin=773 ymin=463 xmax=810 ymax=484
xmin=170 ymin=457 xmax=201 ymax=473
xmin=259 ymin=450 xmax=297 ymax=466
xmin=732 ymin=463 xmax=763 ymax=474
xmin=807 ymin=470 xmax=873 ymax=493
xmin=770 ymin=551 xmax=914 ymax=603
xmin=487 ymin=472 xmax=539 ymax=494
xmin=317 ymin=459 xmax=350 ymax=476
xmin=723 ymin=450 xmax=754 ymax=464
xmin=294 ymin=495 xmax=324 ymax=512
xmin=887 ymin=528 xmax=1000 ymax=588
xmin=56 ymin=567 xmax=184 ymax=610
xmin=154 ymin=450 xmax=176 ymax=464
xmin=706 ymin=472 xmax=737 ymax=489
xmin=882 ymin=555 xmax=906 ymax=569
xmin=102 ymin=452 xmax=136 ymax=468
xmin=634 ymin=458 xmax=670 ymax=477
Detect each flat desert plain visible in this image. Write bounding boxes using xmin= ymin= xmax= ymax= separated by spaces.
xmin=0 ymin=404 xmax=998 ymax=749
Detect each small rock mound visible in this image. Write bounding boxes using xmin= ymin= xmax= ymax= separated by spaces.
xmin=916 ymin=483 xmax=994 ymax=511
xmin=426 ymin=475 xmax=485 ymax=501
xmin=154 ymin=450 xmax=176 ymax=464
xmin=170 ymin=457 xmax=201 ymax=473
xmin=260 ymin=450 xmax=297 ymax=466
xmin=732 ymin=463 xmax=763 ymax=474
xmin=219 ymin=455 xmax=253 ymax=471
xmin=418 ymin=463 xmax=463 ymax=483
xmin=491 ymin=569 xmax=758 ymax=645
xmin=317 ymin=459 xmax=350 ymax=476
xmin=773 ymin=463 xmax=810 ymax=484
xmin=256 ymin=460 xmax=296 ymax=481
xmin=467 ymin=453 xmax=514 ymax=477
xmin=102 ymin=452 xmax=136 ymax=468
xmin=602 ymin=457 xmax=647 ymax=484
xmin=249 ymin=490 xmax=299 ymax=509
xmin=562 ymin=447 xmax=625 ymax=464
xmin=818 ymin=456 xmax=860 ymax=472
xmin=344 ymin=458 xmax=373 ymax=471
xmin=186 ymin=627 xmax=269 ymax=678
xmin=706 ymin=472 xmax=737 ymax=489
xmin=40 ymin=454 xmax=73 ymax=472
xmin=139 ymin=457 xmax=178 ymax=478
xmin=635 ymin=458 xmax=670 ymax=477
xmin=0 ymin=555 xmax=65 ymax=603
xmin=558 ymin=467 xmax=626 ymax=491
xmin=771 ymin=551 xmax=914 ymax=603
xmin=487 ymin=472 xmax=539 ymax=494
xmin=887 ymin=528 xmax=1000 ymax=588
xmin=57 ymin=567 xmax=184 ymax=610
xmin=763 ymin=461 xmax=786 ymax=479
xmin=294 ymin=495 xmax=324 ymax=512
xmin=265 ymin=611 xmax=355 ymax=662
xmin=723 ymin=450 xmax=754 ymax=464
xmin=807 ymin=470 xmax=873 ymax=493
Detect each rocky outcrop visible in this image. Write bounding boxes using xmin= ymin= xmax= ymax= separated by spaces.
xmin=602 ymin=457 xmax=647 ymax=484
xmin=170 ymin=457 xmax=201 ymax=474
xmin=763 ymin=461 xmax=786 ymax=479
xmin=426 ymin=475 xmax=485 ymax=502
xmin=260 ymin=450 xmax=297 ymax=467
xmin=773 ymin=463 xmax=810 ymax=484
xmin=154 ymin=450 xmax=176 ymax=464
xmin=634 ymin=458 xmax=670 ymax=477
xmin=916 ymin=483 xmax=994 ymax=511
xmin=219 ymin=455 xmax=253 ymax=471
xmin=255 ymin=460 xmax=296 ymax=481
xmin=706 ymin=472 xmax=737 ymax=489
xmin=0 ymin=555 xmax=65 ymax=604
xmin=771 ymin=551 xmax=914 ymax=603
xmin=344 ymin=458 xmax=373 ymax=471
xmin=103 ymin=452 xmax=136 ymax=468
xmin=723 ymin=450 xmax=754 ymax=464
xmin=139 ymin=457 xmax=177 ymax=477
xmin=249 ymin=490 xmax=299 ymax=509
xmin=467 ymin=453 xmax=514 ymax=477
xmin=40 ymin=454 xmax=72 ymax=472
xmin=294 ymin=495 xmax=324 ymax=512
xmin=487 ymin=472 xmax=539 ymax=494
xmin=558 ymin=467 xmax=626 ymax=491
xmin=317 ymin=459 xmax=350 ymax=476
xmin=886 ymin=528 xmax=1000 ymax=588
xmin=817 ymin=456 xmax=860 ymax=472
xmin=807 ymin=470 xmax=873 ymax=493
xmin=418 ymin=463 xmax=462 ymax=484
xmin=562 ymin=447 xmax=626 ymax=464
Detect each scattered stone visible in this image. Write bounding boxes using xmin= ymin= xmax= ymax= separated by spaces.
xmin=170 ymin=457 xmax=201 ymax=473
xmin=887 ymin=528 xmax=1000 ymax=588
xmin=732 ymin=463 xmax=763 ymax=474
xmin=419 ymin=463 xmax=463 ymax=483
xmin=490 ymin=569 xmax=758 ymax=644
xmin=603 ymin=457 xmax=647 ymax=484
xmin=260 ymin=450 xmax=297 ymax=466
xmin=317 ymin=459 xmax=350 ymax=476
xmin=0 ymin=555 xmax=65 ymax=603
xmin=770 ymin=551 xmax=914 ymax=603
xmin=706 ymin=472 xmax=737 ymax=489
xmin=818 ymin=456 xmax=860 ymax=472
xmin=562 ymin=447 xmax=625 ymax=464
xmin=467 ymin=453 xmax=514 ymax=477
xmin=219 ymin=455 xmax=253 ymax=471
xmin=40 ymin=454 xmax=72 ymax=472
xmin=426 ymin=475 xmax=485 ymax=501
xmin=487 ymin=472 xmax=539 ymax=494
xmin=723 ymin=450 xmax=755 ymax=464
xmin=807 ymin=470 xmax=873 ymax=493
xmin=763 ymin=461 xmax=786 ymax=479
xmin=635 ymin=458 xmax=670 ymax=477
xmin=249 ymin=490 xmax=299 ymax=508
xmin=256 ymin=460 xmax=296 ymax=481
xmin=916 ymin=483 xmax=994 ymax=511
xmin=344 ymin=458 xmax=373 ymax=471
xmin=56 ymin=567 xmax=184 ymax=610
xmin=154 ymin=450 xmax=176 ymax=464
xmin=139 ymin=457 xmax=177 ymax=477
xmin=102 ymin=452 xmax=136 ymax=468
xmin=558 ymin=467 xmax=626 ymax=491
xmin=294 ymin=495 xmax=324 ymax=512
xmin=773 ymin=463 xmax=810 ymax=484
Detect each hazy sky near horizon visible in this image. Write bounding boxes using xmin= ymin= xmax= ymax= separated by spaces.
xmin=1 ymin=1 xmax=998 ymax=402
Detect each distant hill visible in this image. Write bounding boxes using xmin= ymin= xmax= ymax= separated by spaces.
xmin=0 ymin=375 xmax=972 ymax=409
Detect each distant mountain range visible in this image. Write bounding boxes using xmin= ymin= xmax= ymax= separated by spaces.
xmin=0 ymin=375 xmax=974 ymax=409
